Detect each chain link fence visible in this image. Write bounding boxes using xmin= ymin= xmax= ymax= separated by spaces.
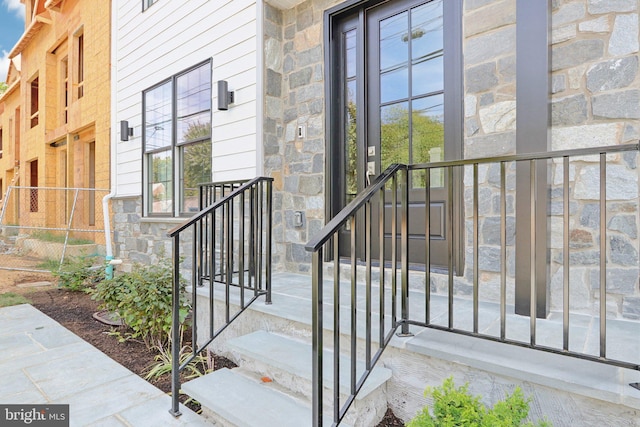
xmin=0 ymin=186 xmax=112 ymax=272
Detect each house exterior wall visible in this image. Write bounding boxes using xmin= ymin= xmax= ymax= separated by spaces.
xmin=111 ymin=0 xmax=639 ymax=317
xmin=0 ymin=0 xmax=111 ymax=232
xmin=111 ymin=0 xmax=260 ymax=267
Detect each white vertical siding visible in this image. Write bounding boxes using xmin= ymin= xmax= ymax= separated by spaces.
xmin=114 ymin=0 xmax=259 ymax=196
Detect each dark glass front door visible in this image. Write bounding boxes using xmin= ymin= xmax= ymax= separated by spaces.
xmin=331 ymin=0 xmax=461 ymax=271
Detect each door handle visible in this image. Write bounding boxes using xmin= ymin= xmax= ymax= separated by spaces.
xmin=366 ymin=161 xmax=375 ymax=186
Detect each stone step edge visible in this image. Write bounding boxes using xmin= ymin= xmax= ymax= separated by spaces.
xmin=226 ymin=330 xmax=392 ymax=401
xmin=181 ymin=367 xmax=344 ymax=427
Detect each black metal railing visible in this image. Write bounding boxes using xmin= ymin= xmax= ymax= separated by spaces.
xmin=306 ymin=143 xmax=640 ymax=426
xmin=168 ymin=177 xmax=273 ymax=416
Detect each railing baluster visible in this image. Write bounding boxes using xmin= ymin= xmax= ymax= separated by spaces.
xmin=599 ymin=152 xmax=607 ymax=358
xmin=379 ymin=187 xmax=386 ymax=345
xmin=350 ymin=215 xmax=357 ymax=395
xmin=473 ymin=163 xmax=479 ymax=334
xmin=266 ymin=180 xmax=273 ymax=304
xmin=209 ymin=211 xmax=215 ymax=341
xmin=365 ymin=200 xmax=372 ymax=370
xmin=311 ymin=249 xmax=323 ymax=427
xmin=425 ymin=167 xmax=431 ymax=325
xmin=563 ymin=156 xmax=570 ymax=352
xmin=258 ymin=181 xmax=264 ymax=294
xmin=225 ymin=201 xmax=232 ymax=324
xmin=448 ymin=166 xmax=454 ymax=329
xmin=530 ymin=159 xmax=537 ymax=346
xmin=170 ymin=234 xmax=181 ymax=417
xmin=333 ymin=235 xmax=340 ymax=424
xmin=391 ymin=174 xmax=397 ymax=328
xmin=500 ymin=161 xmax=506 ymax=341
xmin=400 ymin=168 xmax=410 ymax=336
xmin=192 ymin=221 xmax=198 ymax=358
xmin=239 ymin=192 xmax=245 ymax=309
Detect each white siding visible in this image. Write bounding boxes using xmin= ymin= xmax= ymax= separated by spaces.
xmin=113 ymin=0 xmax=259 ymax=197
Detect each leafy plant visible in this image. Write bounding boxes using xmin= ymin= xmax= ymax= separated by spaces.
xmin=407 ymin=377 xmax=551 ymax=427
xmin=144 ymin=326 xmax=210 ymax=382
xmin=53 ymin=256 xmax=105 ymax=292
xmin=90 ymin=259 xmax=189 ymax=349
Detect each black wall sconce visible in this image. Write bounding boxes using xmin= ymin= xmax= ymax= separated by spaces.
xmin=217 ymin=80 xmax=235 ymax=111
xmin=120 ymin=120 xmax=134 ymax=141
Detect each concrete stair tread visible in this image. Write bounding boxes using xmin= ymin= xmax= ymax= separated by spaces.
xmin=226 ymin=330 xmax=392 ymax=400
xmin=182 ymin=367 xmax=337 ymax=427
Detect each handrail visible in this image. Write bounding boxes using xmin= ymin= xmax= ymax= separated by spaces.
xmin=306 ymin=142 xmax=640 ymax=426
xmin=409 ymin=142 xmax=639 ymax=169
xmin=169 ymin=176 xmax=273 ymax=417
xmin=306 ymin=163 xmax=406 ymax=251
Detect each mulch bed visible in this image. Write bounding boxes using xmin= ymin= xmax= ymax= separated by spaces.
xmin=27 ymin=287 xmax=404 ymax=425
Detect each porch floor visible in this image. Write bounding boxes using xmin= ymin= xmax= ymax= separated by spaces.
xmin=196 ymin=270 xmax=640 ymax=416
xmin=227 ymin=271 xmax=640 ymax=365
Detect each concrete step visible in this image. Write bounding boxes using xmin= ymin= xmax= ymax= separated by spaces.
xmin=182 ymin=367 xmax=332 ymax=427
xmin=225 ymin=330 xmax=391 ymax=426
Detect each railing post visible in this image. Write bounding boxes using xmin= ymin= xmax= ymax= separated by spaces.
xmin=170 ymin=234 xmax=182 ymax=417
xmin=265 ymin=180 xmax=273 ymax=304
xmin=311 ymin=249 xmax=323 ymax=427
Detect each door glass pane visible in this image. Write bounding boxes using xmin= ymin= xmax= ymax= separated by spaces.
xmin=412 ymin=54 xmax=443 ymax=96
xmin=381 ymin=67 xmax=409 ymax=103
xmin=412 ymin=94 xmax=444 ymax=188
xmin=380 ymin=11 xmax=408 ymax=72
xmin=411 ymin=0 xmax=443 ymax=62
xmin=346 ymin=80 xmax=357 ymax=200
xmin=380 ymin=101 xmax=409 ymax=172
xmin=346 ymin=30 xmax=357 ymax=79
xmin=345 ymin=29 xmax=358 ymax=202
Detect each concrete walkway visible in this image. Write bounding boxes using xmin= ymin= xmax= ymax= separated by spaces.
xmin=0 ymin=304 xmax=210 ymax=426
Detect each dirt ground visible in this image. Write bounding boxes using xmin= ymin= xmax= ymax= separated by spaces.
xmin=0 ymin=266 xmax=404 ymax=425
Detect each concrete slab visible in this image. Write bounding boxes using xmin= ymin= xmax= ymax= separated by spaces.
xmin=0 ymin=304 xmax=211 ymax=426
xmin=183 ymin=368 xmax=316 ymax=427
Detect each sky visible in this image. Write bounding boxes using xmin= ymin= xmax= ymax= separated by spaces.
xmin=0 ymin=0 xmax=25 ymax=82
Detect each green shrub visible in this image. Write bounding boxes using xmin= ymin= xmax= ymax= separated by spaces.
xmin=90 ymin=259 xmax=189 ymax=349
xmin=53 ymin=256 xmax=105 ymax=292
xmin=407 ymin=377 xmax=551 ymax=427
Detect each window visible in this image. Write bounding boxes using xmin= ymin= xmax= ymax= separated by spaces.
xmin=30 ymin=159 xmax=38 ymax=212
xmin=61 ymin=57 xmax=69 ymax=124
xmin=0 ymin=127 xmax=3 ymax=159
xmin=75 ymin=32 xmax=84 ymax=99
xmin=30 ymin=77 xmax=39 ymax=128
xmin=143 ymin=61 xmax=212 ymax=216
xmin=14 ymin=108 xmax=20 ymax=162
xmin=143 ymin=0 xmax=157 ymax=11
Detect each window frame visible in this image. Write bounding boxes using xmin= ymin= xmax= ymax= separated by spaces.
xmin=73 ymin=28 xmax=84 ymax=100
xmin=29 ymin=75 xmax=39 ymax=128
xmin=142 ymin=59 xmax=213 ymax=218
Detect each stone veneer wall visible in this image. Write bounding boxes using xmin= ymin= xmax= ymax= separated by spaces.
xmin=111 ymin=197 xmax=193 ymax=276
xmin=457 ymin=0 xmax=640 ymax=319
xmin=265 ymin=0 xmax=640 ymax=318
xmin=263 ymin=0 xmax=342 ymax=273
